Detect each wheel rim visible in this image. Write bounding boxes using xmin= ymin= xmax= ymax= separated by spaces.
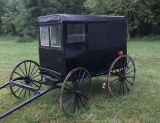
xmin=60 ymin=67 xmax=91 ymax=116
xmin=9 ymin=60 xmax=42 ymax=99
xmin=107 ymin=55 xmax=136 ymax=96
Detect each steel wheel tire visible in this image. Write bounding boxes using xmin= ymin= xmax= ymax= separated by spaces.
xmin=9 ymin=60 xmax=42 ymax=99
xmin=107 ymin=55 xmax=136 ymax=96
xmin=60 ymin=67 xmax=91 ymax=116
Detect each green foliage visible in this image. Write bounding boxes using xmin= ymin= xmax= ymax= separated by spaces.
xmin=57 ymin=0 xmax=87 ymax=14
xmin=0 ymin=0 xmax=159 ymax=37
xmin=85 ymin=0 xmax=160 ymax=37
xmin=17 ymin=35 xmax=34 ymax=43
xmin=0 ymin=0 xmax=7 ymax=35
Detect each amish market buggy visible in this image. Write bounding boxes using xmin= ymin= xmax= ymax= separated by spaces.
xmin=0 ymin=14 xmax=136 ymax=119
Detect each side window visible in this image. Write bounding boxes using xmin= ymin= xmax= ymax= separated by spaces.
xmin=50 ymin=25 xmax=61 ymax=47
xmin=67 ymin=24 xmax=86 ymax=43
xmin=40 ymin=26 xmax=49 ymax=46
xmin=39 ymin=24 xmax=61 ymax=47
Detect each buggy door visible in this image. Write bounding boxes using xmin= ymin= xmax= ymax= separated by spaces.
xmin=39 ymin=24 xmax=66 ymax=76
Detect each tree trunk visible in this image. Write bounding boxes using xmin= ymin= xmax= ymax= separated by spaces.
xmin=0 ymin=17 xmax=2 ymax=35
xmin=127 ymin=25 xmax=130 ymax=41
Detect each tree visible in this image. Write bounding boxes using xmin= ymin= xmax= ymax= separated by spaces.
xmin=58 ymin=0 xmax=87 ymax=14
xmin=1 ymin=0 xmax=24 ymax=35
xmin=0 ymin=0 xmax=7 ymax=35
xmin=84 ymin=0 xmax=160 ymax=37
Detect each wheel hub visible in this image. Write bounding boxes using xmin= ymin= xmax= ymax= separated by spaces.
xmin=25 ymin=76 xmax=32 ymax=85
xmin=76 ymin=87 xmax=82 ymax=94
xmin=120 ymin=74 xmax=126 ymax=81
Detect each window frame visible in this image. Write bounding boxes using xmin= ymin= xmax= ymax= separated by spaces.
xmin=39 ymin=24 xmax=62 ymax=48
xmin=66 ymin=23 xmax=87 ymax=44
xmin=50 ymin=25 xmax=62 ymax=48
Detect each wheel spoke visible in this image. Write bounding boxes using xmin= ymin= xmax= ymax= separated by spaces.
xmin=64 ymin=95 xmax=74 ymax=113
xmin=13 ymin=87 xmax=21 ymax=93
xmin=30 ymin=82 xmax=40 ymax=88
xmin=122 ymin=81 xmax=125 ymax=94
xmin=126 ymin=70 xmax=134 ymax=75
xmin=14 ymin=72 xmax=24 ymax=78
xmin=28 ymin=62 xmax=32 ymax=76
xmin=125 ymin=78 xmax=133 ymax=85
xmin=28 ymin=90 xmax=31 ymax=97
xmin=66 ymin=83 xmax=74 ymax=90
xmin=30 ymin=64 xmax=36 ymax=76
xmin=80 ymin=93 xmax=88 ymax=100
xmin=76 ymin=95 xmax=80 ymax=110
xmin=30 ymin=69 xmax=39 ymax=77
xmin=78 ymin=71 xmax=87 ymax=87
xmin=32 ymin=74 xmax=41 ymax=79
xmin=71 ymin=78 xmax=76 ymax=88
xmin=119 ymin=80 xmax=122 ymax=95
xmin=63 ymin=92 xmax=74 ymax=104
xmin=18 ymin=88 xmax=24 ymax=97
xmin=110 ymin=77 xmax=119 ymax=84
xmin=127 ymin=58 xmax=131 ymax=66
xmin=78 ymin=94 xmax=85 ymax=107
xmin=125 ymin=64 xmax=133 ymax=73
xmin=23 ymin=62 xmax=28 ymax=76
xmin=18 ymin=66 xmax=26 ymax=77
xmin=24 ymin=89 xmax=27 ymax=97
xmin=123 ymin=80 xmax=130 ymax=91
xmin=70 ymin=95 xmax=76 ymax=114
xmin=126 ymin=76 xmax=134 ymax=78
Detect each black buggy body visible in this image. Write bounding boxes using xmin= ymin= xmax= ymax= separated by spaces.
xmin=0 ymin=14 xmax=135 ymax=119
xmin=37 ymin=14 xmax=127 ymax=80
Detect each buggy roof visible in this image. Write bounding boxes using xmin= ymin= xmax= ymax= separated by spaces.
xmin=38 ymin=14 xmax=125 ymax=23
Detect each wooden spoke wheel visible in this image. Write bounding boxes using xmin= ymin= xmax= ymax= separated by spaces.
xmin=9 ymin=60 xmax=42 ymax=98
xmin=60 ymin=67 xmax=91 ymax=116
xmin=107 ymin=55 xmax=136 ymax=96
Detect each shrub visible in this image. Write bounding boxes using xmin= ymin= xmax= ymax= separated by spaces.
xmin=17 ymin=35 xmax=34 ymax=43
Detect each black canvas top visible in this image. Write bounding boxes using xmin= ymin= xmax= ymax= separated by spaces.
xmin=38 ymin=14 xmax=125 ymax=23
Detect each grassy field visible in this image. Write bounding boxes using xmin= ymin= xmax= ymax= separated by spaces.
xmin=0 ymin=36 xmax=160 ymax=123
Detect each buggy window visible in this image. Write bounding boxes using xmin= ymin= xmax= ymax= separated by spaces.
xmin=40 ymin=25 xmax=61 ymax=47
xmin=67 ymin=24 xmax=86 ymax=43
xmin=50 ymin=25 xmax=61 ymax=47
xmin=40 ymin=26 xmax=49 ymax=46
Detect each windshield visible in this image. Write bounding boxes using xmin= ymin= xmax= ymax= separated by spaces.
xmin=40 ymin=24 xmax=61 ymax=47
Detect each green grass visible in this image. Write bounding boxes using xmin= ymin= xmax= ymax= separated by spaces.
xmin=0 ymin=36 xmax=160 ymax=123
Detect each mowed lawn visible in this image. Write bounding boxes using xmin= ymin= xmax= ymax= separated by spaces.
xmin=0 ymin=36 xmax=160 ymax=123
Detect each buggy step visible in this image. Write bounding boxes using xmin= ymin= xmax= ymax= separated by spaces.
xmin=39 ymin=67 xmax=62 ymax=76
xmin=39 ymin=67 xmax=61 ymax=79
xmin=10 ymin=81 xmax=40 ymax=94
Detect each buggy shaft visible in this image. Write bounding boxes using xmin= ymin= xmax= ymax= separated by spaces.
xmin=0 ymin=86 xmax=60 ymax=120
xmin=0 ymin=82 xmax=9 ymax=89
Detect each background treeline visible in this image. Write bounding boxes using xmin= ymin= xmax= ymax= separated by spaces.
xmin=0 ymin=0 xmax=159 ymax=38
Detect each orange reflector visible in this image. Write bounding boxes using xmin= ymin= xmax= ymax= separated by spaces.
xmin=118 ymin=51 xmax=123 ymax=56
